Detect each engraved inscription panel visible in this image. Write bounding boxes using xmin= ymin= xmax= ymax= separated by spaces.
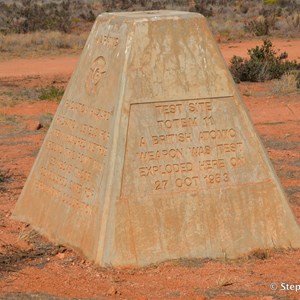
xmin=14 ymin=16 xmax=127 ymax=259
xmin=121 ymin=97 xmax=270 ymax=197
xmin=16 ymin=20 xmax=122 ymax=219
xmin=31 ymin=98 xmax=114 ymax=214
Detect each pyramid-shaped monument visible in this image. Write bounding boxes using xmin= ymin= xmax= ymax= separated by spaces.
xmin=14 ymin=11 xmax=300 ymax=266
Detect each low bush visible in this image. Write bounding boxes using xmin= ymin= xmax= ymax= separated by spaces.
xmin=263 ymin=0 xmax=298 ymax=12
xmin=286 ymin=12 xmax=300 ymax=31
xmin=0 ymin=0 xmax=98 ymax=34
xmin=39 ymin=86 xmax=64 ymax=101
xmin=0 ymin=169 xmax=10 ymax=184
xmin=0 ymin=168 xmax=12 ymax=192
xmin=102 ymin=0 xmax=188 ymax=12
xmin=191 ymin=0 xmax=213 ymax=17
xmin=244 ymin=15 xmax=276 ymax=36
xmin=230 ymin=39 xmax=300 ymax=83
xmin=264 ymin=0 xmax=278 ymax=4
xmin=2 ymin=0 xmax=72 ymax=34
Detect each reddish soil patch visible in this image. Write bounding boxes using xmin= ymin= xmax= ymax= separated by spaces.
xmin=0 ymin=56 xmax=78 ymax=79
xmin=0 ymin=39 xmax=299 ymax=81
xmin=0 ymin=40 xmax=300 ymax=299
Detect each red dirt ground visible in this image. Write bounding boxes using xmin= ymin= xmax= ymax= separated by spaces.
xmin=0 ymin=39 xmax=300 ymax=300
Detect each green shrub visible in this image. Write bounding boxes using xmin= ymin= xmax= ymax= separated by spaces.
xmin=264 ymin=0 xmax=279 ymax=5
xmin=230 ymin=39 xmax=300 ymax=83
xmin=263 ymin=0 xmax=298 ymax=10
xmin=39 ymin=86 xmax=64 ymax=101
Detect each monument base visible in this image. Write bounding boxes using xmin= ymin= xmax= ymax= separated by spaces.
xmin=14 ymin=11 xmax=300 ymax=266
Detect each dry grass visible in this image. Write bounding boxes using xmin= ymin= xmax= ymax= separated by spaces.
xmin=18 ymin=228 xmax=40 ymax=243
xmin=216 ymin=274 xmax=234 ymax=287
xmin=0 ymin=242 xmax=63 ymax=273
xmin=1 ymin=226 xmax=66 ymax=273
xmin=0 ymin=213 xmax=4 ymax=228
xmin=286 ymin=12 xmax=300 ymax=32
xmin=272 ymin=72 xmax=299 ymax=94
xmin=210 ymin=18 xmax=247 ymax=41
xmin=0 ymin=31 xmax=88 ymax=56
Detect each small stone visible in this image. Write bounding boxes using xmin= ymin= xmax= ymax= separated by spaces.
xmin=106 ymin=286 xmax=117 ymax=296
xmin=36 ymin=114 xmax=53 ymax=130
xmin=56 ymin=252 xmax=65 ymax=259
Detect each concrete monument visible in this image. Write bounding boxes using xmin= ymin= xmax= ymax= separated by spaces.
xmin=14 ymin=11 xmax=300 ymax=266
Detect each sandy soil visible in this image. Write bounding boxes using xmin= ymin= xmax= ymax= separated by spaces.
xmin=0 ymin=56 xmax=79 ymax=79
xmin=0 ymin=39 xmax=300 ymax=300
xmin=0 ymin=39 xmax=299 ymax=80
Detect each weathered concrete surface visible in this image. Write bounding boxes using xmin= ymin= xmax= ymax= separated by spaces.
xmin=13 ymin=11 xmax=300 ymax=266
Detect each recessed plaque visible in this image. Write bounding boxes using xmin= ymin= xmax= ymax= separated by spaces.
xmin=13 ymin=10 xmax=300 ymax=266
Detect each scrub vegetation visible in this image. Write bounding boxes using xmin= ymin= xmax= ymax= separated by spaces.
xmin=230 ymin=39 xmax=300 ymax=85
xmin=0 ymin=0 xmax=299 ymax=57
